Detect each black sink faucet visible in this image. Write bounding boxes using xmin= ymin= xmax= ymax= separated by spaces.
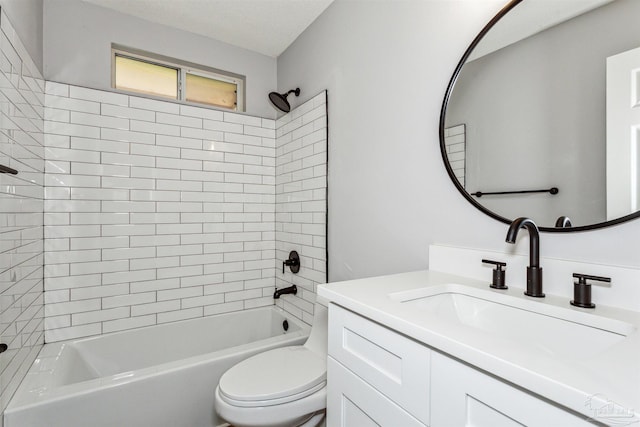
xmin=505 ymin=217 xmax=544 ymax=298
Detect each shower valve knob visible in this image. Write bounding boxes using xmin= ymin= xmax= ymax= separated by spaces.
xmin=282 ymin=251 xmax=300 ymax=274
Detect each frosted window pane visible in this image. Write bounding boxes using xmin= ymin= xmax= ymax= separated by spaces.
xmin=186 ymin=73 xmax=237 ymax=109
xmin=115 ymin=56 xmax=178 ymax=99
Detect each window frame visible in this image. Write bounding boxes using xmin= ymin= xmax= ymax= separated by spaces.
xmin=111 ymin=45 xmax=245 ymax=112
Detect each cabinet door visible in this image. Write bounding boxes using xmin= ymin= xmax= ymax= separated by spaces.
xmin=327 ymin=357 xmax=426 ymax=427
xmin=430 ymin=352 xmax=595 ymax=427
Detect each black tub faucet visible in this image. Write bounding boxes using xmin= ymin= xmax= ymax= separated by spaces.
xmin=505 ymin=217 xmax=544 ymax=298
xmin=273 ymin=285 xmax=297 ymax=299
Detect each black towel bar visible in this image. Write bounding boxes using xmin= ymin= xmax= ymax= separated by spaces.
xmin=0 ymin=164 xmax=17 ymax=175
xmin=472 ymin=187 xmax=558 ymax=197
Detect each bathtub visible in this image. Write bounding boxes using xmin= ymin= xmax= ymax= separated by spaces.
xmin=4 ymin=306 xmax=309 ymax=427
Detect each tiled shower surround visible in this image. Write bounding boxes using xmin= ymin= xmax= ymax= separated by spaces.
xmin=0 ymin=5 xmax=327 ymax=418
xmin=275 ymin=96 xmax=328 ymax=325
xmin=444 ymin=124 xmax=465 ymax=187
xmin=43 ymin=84 xmax=327 ymax=342
xmin=0 ymin=10 xmax=45 ymax=419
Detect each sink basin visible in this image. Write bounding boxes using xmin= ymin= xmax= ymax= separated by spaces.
xmin=389 ymin=284 xmax=635 ymax=359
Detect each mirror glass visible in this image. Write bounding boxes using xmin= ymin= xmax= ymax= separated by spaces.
xmin=441 ymin=0 xmax=640 ymax=231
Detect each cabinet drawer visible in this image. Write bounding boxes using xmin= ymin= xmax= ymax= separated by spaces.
xmin=328 ymin=304 xmax=430 ymax=424
xmin=327 ymin=357 xmax=426 ymax=427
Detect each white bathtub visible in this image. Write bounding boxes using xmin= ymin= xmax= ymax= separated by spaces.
xmin=5 ymin=306 xmax=309 ymax=427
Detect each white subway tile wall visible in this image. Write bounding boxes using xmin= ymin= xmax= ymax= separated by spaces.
xmin=0 ymin=9 xmax=45 ymax=422
xmin=444 ymin=124 xmax=466 ymax=187
xmin=44 ymin=84 xmax=328 ymax=341
xmin=275 ymin=92 xmax=327 ymax=325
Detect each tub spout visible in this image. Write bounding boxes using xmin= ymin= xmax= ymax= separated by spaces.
xmin=273 ymin=285 xmax=297 ymax=299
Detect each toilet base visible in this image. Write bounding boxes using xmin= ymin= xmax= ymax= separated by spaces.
xmin=218 ymin=414 xmax=324 ymax=427
xmin=299 ymin=410 xmax=325 ymax=427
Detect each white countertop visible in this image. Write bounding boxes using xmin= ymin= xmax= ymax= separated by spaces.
xmin=318 ymin=270 xmax=640 ymax=423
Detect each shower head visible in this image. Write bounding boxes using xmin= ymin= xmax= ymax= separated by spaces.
xmin=268 ymin=88 xmax=300 ymax=113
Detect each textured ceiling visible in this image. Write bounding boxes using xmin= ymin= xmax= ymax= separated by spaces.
xmin=81 ymin=0 xmax=334 ymax=57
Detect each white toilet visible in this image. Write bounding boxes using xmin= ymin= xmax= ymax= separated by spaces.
xmin=214 ymin=301 xmax=328 ymax=427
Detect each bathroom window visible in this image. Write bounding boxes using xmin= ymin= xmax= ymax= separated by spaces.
xmin=112 ymin=47 xmax=245 ymax=111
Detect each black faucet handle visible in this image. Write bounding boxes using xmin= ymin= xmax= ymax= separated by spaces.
xmin=555 ymin=216 xmax=573 ymax=228
xmin=482 ymin=259 xmax=508 ymax=290
xmin=572 ymin=273 xmax=611 ymax=284
xmin=482 ymin=259 xmax=506 ymax=269
xmin=570 ymin=273 xmax=610 ymax=309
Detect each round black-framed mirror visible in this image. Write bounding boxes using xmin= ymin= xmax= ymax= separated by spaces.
xmin=439 ymin=0 xmax=640 ymax=232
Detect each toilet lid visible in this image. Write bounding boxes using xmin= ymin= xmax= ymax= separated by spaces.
xmin=218 ymin=346 xmax=326 ymax=405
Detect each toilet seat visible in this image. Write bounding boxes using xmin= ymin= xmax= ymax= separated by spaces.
xmin=218 ymin=346 xmax=326 ymax=408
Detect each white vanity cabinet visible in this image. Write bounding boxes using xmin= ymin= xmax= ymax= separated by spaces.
xmin=327 ymin=303 xmax=595 ymax=427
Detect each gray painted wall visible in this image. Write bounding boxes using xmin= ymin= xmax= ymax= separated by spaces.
xmin=277 ymin=0 xmax=640 ymax=282
xmin=446 ymin=0 xmax=640 ymax=227
xmin=43 ymin=0 xmax=278 ymax=118
xmin=0 ymin=0 xmax=43 ymax=72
